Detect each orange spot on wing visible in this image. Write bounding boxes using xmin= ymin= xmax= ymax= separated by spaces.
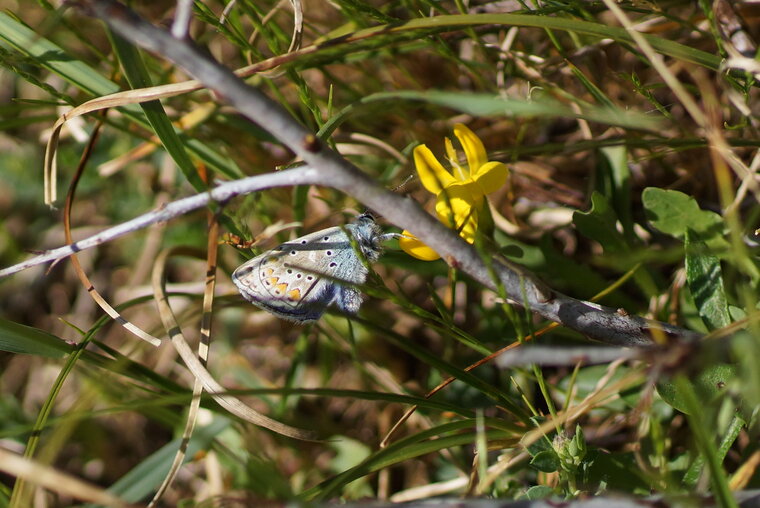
xmin=268 ymin=277 xmax=279 ymax=286
xmin=275 ymin=283 xmax=288 ymax=294
xmin=287 ymin=289 xmax=301 ymax=301
xmin=265 ymin=268 xmax=274 ymax=276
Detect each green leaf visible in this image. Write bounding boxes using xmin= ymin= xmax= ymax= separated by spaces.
xmin=526 ymin=438 xmax=552 ymax=458
xmin=573 ymin=192 xmax=627 ymax=253
xmin=656 ymin=363 xmax=737 ymax=414
xmin=600 ymin=145 xmax=632 ymax=239
xmin=0 ymin=317 xmax=71 ymax=358
xmin=428 ymin=282 xmax=454 ymax=326
xmin=642 ymin=188 xmax=727 ymax=249
xmin=682 ymin=413 xmax=745 ymax=488
xmin=584 ymin=451 xmax=651 ymax=494
xmin=524 ymin=485 xmax=555 ymax=500
xmin=530 ymin=449 xmax=561 ymax=473
xmin=684 ymin=230 xmax=731 ymax=330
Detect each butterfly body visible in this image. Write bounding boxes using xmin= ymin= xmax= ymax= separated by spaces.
xmin=232 ymin=214 xmax=389 ymax=322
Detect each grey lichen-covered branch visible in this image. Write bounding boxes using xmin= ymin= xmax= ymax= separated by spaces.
xmin=10 ymin=0 xmax=703 ymax=347
xmin=0 ymin=167 xmax=322 ymax=277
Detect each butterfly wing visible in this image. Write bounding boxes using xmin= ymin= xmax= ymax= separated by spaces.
xmin=232 ymin=226 xmax=361 ymax=322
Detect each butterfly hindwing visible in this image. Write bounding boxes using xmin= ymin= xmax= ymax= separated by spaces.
xmin=232 ymin=215 xmax=384 ymax=322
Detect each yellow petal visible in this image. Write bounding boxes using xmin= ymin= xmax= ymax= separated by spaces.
xmin=443 ymin=137 xmax=466 ymax=181
xmin=435 ymin=183 xmax=482 ymax=242
xmin=456 ymin=214 xmax=479 ymax=243
xmin=473 ymin=161 xmax=508 ymax=194
xmin=399 ymin=230 xmax=441 ymax=261
xmin=444 ymin=137 xmax=457 ymax=165
xmin=453 ymin=124 xmax=487 ymax=177
xmin=435 ymin=182 xmax=481 ymax=217
xmin=414 ymin=144 xmax=455 ymax=194
xmin=449 ymin=206 xmax=479 ymax=242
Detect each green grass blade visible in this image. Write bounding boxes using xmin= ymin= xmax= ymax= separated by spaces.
xmin=296 ymin=14 xmax=720 ymax=72
xmin=565 ymin=60 xmax=617 ymax=109
xmin=0 ymin=317 xmax=72 ymax=358
xmin=321 ymin=90 xmax=661 ymax=137
xmin=675 ymin=376 xmax=739 ymax=508
xmin=0 ymin=12 xmax=121 ymax=97
xmin=302 ymin=418 xmax=519 ymax=501
xmin=0 ymin=12 xmax=243 ymax=181
xmin=358 ymin=318 xmax=529 ymax=421
xmin=108 ymin=31 xmax=206 ymax=191
xmin=87 ymin=418 xmax=231 ymax=506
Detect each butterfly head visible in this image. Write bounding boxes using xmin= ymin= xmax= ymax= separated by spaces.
xmin=349 ymin=213 xmax=385 ymax=262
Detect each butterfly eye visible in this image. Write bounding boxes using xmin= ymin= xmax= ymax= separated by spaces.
xmin=323 ymin=236 xmax=330 ymax=241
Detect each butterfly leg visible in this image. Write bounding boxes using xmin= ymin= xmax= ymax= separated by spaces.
xmin=379 ymin=232 xmax=404 ymax=242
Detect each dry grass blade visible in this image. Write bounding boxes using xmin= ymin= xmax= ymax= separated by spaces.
xmin=99 ymin=102 xmax=217 ymax=177
xmin=0 ymin=448 xmax=133 ymax=508
xmin=151 ymin=246 xmax=316 ymax=440
xmin=44 ymin=81 xmax=203 ymax=205
xmin=148 ymin=213 xmax=220 ymax=506
xmin=249 ymin=0 xmax=303 ymax=77
xmin=729 ymin=450 xmax=760 ymax=491
xmin=253 ymin=0 xmax=303 ymax=53
xmin=42 ymin=28 xmax=316 ymax=204
xmin=62 ymin=111 xmax=161 ymax=346
xmin=599 ymin=0 xmax=757 ymax=204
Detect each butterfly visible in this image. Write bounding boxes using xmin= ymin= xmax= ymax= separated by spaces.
xmin=232 ymin=213 xmax=395 ymax=322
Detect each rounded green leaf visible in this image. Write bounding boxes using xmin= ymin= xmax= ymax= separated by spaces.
xmin=656 ymin=363 xmax=737 ymax=414
xmin=530 ymin=449 xmax=561 ymax=473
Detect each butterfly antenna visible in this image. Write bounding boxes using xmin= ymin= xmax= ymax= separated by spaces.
xmin=358 ymin=174 xmax=416 ymax=220
xmin=390 ymin=174 xmax=414 ymax=194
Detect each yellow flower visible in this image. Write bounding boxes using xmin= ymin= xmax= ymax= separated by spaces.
xmin=400 ymin=124 xmax=508 ymax=261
